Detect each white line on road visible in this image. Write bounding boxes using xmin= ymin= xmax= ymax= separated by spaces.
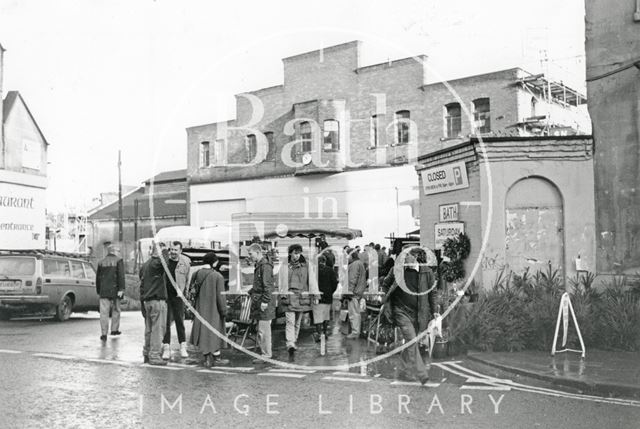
xmin=258 ymin=372 xmax=306 ymax=379
xmin=33 ymin=353 xmax=76 ymax=360
xmin=269 ymin=368 xmax=316 ymax=374
xmin=218 ymin=366 xmax=253 ymax=372
xmin=140 ymin=363 xmax=183 ymax=370
xmin=197 ymin=369 xmax=235 ymax=375
xmin=0 ymin=349 xmax=22 ymax=354
xmin=390 ymin=381 xmax=441 ymax=387
xmin=85 ymin=358 xmax=133 ymax=366
xmin=332 ymin=371 xmax=368 ymax=377
xmin=322 ymin=376 xmax=371 ymax=383
xmin=460 ymin=385 xmax=511 ymax=391
xmin=439 ymin=361 xmax=640 ymax=408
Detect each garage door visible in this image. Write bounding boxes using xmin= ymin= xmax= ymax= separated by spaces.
xmin=195 ymin=199 xmax=246 ymax=228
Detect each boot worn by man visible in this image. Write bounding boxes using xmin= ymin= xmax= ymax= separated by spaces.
xmin=179 ymin=342 xmax=188 ymax=358
xmin=110 ymin=330 xmax=121 ymax=336
xmin=161 ymin=344 xmax=171 ymax=360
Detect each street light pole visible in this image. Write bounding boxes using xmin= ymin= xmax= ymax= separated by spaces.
xmin=118 ymin=150 xmax=123 ymax=244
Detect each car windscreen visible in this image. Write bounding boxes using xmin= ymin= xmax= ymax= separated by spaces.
xmin=0 ymin=256 xmax=36 ymax=276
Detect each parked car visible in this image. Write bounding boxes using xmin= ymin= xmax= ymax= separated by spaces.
xmin=0 ymin=250 xmax=99 ymax=321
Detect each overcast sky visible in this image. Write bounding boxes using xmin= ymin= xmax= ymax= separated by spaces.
xmin=0 ymin=0 xmax=586 ymax=213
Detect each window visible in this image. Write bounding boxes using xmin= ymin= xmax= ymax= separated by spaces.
xmin=200 ymin=141 xmax=210 ymax=167
xmin=300 ymin=121 xmax=312 ymax=153
xmin=473 ymin=98 xmax=491 ymax=133
xmin=265 ymin=132 xmax=276 ymax=161
xmin=445 ymin=103 xmax=462 ymax=138
xmin=245 ymin=134 xmax=257 ymax=162
xmin=213 ymin=139 xmax=227 ymax=166
xmin=0 ymin=256 xmax=36 ymax=275
xmin=44 ymin=259 xmax=67 ymax=276
xmin=370 ymin=114 xmax=381 ymax=147
xmin=83 ymin=262 xmax=96 ymax=280
xmin=530 ymin=96 xmax=537 ymax=118
xmin=323 ymin=120 xmax=339 ymax=151
xmin=70 ymin=261 xmax=85 ymax=279
xmin=394 ymin=110 xmax=410 ymax=145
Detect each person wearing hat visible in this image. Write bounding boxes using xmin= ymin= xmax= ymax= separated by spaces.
xmin=96 ymin=244 xmax=126 ymax=341
xmin=313 ymin=254 xmax=338 ymax=353
xmin=280 ymin=243 xmax=311 ymax=359
xmin=189 ymin=252 xmax=229 ymax=367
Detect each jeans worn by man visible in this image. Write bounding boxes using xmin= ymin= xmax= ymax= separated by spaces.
xmin=161 ymin=242 xmax=191 ymax=360
xmin=96 ymin=245 xmax=126 ymax=341
xmin=139 ymin=249 xmax=169 ymax=366
xmin=382 ymin=249 xmax=437 ymax=385
xmin=247 ymin=244 xmax=276 ymax=363
xmin=143 ymin=300 xmax=167 ymax=364
xmin=346 ymin=249 xmax=367 ymax=339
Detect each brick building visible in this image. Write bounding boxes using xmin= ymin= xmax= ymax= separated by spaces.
xmin=187 ymin=41 xmax=589 ymax=247
xmin=416 ymin=136 xmax=595 ymax=288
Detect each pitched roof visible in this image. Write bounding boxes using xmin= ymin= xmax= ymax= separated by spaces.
xmin=144 ymin=169 xmax=187 ymax=184
xmin=89 ymin=187 xmax=187 ymax=221
xmin=3 ymin=91 xmax=49 ymax=145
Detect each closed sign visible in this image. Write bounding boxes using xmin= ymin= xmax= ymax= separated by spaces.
xmin=439 ymin=203 xmax=459 ymax=222
xmin=421 ymin=161 xmax=469 ymax=195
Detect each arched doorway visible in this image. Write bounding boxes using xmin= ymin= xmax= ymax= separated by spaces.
xmin=505 ymin=177 xmax=564 ymax=275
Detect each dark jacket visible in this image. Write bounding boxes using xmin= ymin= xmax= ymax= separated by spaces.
xmin=382 ymin=264 xmax=437 ymax=333
xmin=248 ymin=256 xmax=276 ymax=320
xmin=348 ymin=252 xmax=367 ymax=297
xmin=317 ymin=264 xmax=338 ymax=304
xmin=139 ymin=256 xmax=167 ymax=301
xmin=96 ymin=254 xmax=125 ymax=299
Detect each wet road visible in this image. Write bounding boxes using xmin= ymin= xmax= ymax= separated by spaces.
xmin=0 ymin=313 xmax=639 ymax=428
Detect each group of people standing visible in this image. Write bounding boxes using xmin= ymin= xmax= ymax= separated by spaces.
xmin=96 ymin=238 xmax=437 ymax=383
xmin=138 ymin=242 xmax=228 ymax=366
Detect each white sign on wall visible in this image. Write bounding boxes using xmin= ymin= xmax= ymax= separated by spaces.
xmin=439 ymin=203 xmax=459 ymax=222
xmin=434 ymin=222 xmax=465 ymax=250
xmin=421 ymin=160 xmax=469 ymax=195
xmin=0 ymin=181 xmax=46 ymax=249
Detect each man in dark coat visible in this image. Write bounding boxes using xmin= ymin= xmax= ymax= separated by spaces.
xmin=382 ymin=247 xmax=437 ymax=385
xmin=247 ymin=243 xmax=275 ymax=362
xmin=96 ymin=245 xmax=126 ymax=341
xmin=139 ymin=243 xmax=168 ymax=366
xmin=313 ymin=254 xmax=338 ymax=341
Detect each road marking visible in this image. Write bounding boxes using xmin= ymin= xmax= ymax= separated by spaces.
xmin=322 ymin=376 xmax=371 ymax=383
xmin=197 ymin=369 xmax=235 ymax=375
xmin=390 ymin=381 xmax=441 ymax=387
xmin=85 ymin=358 xmax=132 ymax=366
xmin=140 ymin=363 xmax=183 ymax=370
xmin=460 ymin=385 xmax=511 ymax=391
xmin=332 ymin=371 xmax=368 ymax=377
xmin=33 ymin=353 xmax=76 ymax=360
xmin=166 ymin=362 xmax=193 ymax=368
xmin=438 ymin=361 xmax=640 ymax=408
xmin=258 ymin=372 xmax=306 ymax=379
xmin=269 ymin=368 xmax=316 ymax=374
xmin=0 ymin=349 xmax=22 ymax=354
xmin=219 ymin=366 xmax=253 ymax=372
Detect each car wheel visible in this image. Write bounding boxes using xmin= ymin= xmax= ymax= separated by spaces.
xmin=55 ymin=295 xmax=74 ymax=321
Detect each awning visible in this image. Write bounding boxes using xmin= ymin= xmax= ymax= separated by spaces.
xmin=263 ymin=227 xmax=362 ymax=240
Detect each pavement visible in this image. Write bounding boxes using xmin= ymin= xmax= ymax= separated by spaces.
xmin=467 ymin=349 xmax=640 ymax=399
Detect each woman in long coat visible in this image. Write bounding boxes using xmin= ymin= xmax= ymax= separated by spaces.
xmin=189 ymin=252 xmax=228 ymax=367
